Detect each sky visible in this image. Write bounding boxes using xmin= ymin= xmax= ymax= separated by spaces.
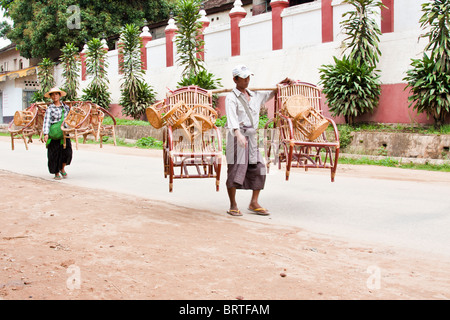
xmin=0 ymin=8 xmax=12 ymax=49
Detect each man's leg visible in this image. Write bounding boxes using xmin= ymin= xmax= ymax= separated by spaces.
xmin=227 ymin=187 xmax=242 ymax=216
xmin=249 ymin=190 xmax=269 ymax=215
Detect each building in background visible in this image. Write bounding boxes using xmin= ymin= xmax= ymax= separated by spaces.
xmin=0 ymin=43 xmax=39 ymax=124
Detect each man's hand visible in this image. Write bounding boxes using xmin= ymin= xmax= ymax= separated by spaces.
xmin=44 ymin=135 xmax=49 ymax=143
xmin=235 ymin=130 xmax=248 ymax=148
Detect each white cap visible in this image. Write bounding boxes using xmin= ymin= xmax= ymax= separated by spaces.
xmin=232 ymin=65 xmax=254 ymax=79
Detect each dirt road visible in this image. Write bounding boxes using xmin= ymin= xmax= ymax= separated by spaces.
xmin=1 ymin=163 xmax=450 ymax=300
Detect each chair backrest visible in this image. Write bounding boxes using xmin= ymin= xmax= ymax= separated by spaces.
xmin=165 ymin=86 xmax=212 ymax=110
xmin=64 ymin=102 xmax=92 ymax=129
xmin=88 ymin=103 xmax=105 ymax=126
xmin=277 ymin=82 xmax=327 ymax=142
xmin=277 ymin=82 xmax=323 ymax=117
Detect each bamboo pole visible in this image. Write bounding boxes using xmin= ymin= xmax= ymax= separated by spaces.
xmin=210 ymin=87 xmax=277 ymax=94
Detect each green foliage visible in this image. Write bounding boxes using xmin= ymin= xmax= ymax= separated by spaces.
xmin=319 ymin=0 xmax=383 ymax=125
xmin=177 ymin=69 xmax=222 ymax=89
xmin=335 ymin=124 xmax=354 ymax=149
xmin=404 ymin=0 xmax=450 ymax=128
xmin=215 ymin=116 xmax=227 ymax=128
xmin=119 ymin=24 xmax=156 ymax=120
xmin=174 ymin=0 xmax=221 ymax=90
xmin=81 ymin=38 xmax=112 ymax=109
xmin=404 ymin=53 xmax=450 ymax=127
xmin=34 ymin=58 xmax=55 ymax=103
xmin=136 ymin=136 xmax=163 ymax=149
xmin=319 ymin=56 xmax=381 ymax=124
xmin=341 ymin=0 xmax=385 ymax=67
xmin=174 ymin=0 xmax=204 ymax=77
xmin=1 ymin=0 xmax=175 ymax=59
xmin=60 ymin=42 xmax=80 ymax=101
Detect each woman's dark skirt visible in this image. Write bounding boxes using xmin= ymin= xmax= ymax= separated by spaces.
xmin=47 ymin=139 xmax=72 ymax=174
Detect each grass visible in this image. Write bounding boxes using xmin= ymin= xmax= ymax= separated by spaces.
xmin=339 ymin=156 xmax=450 ymax=172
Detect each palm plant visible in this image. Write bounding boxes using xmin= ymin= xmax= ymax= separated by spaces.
xmin=60 ymin=42 xmax=80 ymax=101
xmin=341 ymin=0 xmax=384 ymax=67
xmin=174 ymin=0 xmax=221 ymax=90
xmin=81 ymin=38 xmax=112 ymax=109
xmin=319 ymin=0 xmax=384 ymax=125
xmin=404 ymin=0 xmax=450 ymax=128
xmin=119 ymin=24 xmax=156 ymax=119
xmin=33 ymin=58 xmax=55 ymax=103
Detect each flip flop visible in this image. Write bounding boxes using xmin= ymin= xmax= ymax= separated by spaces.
xmin=54 ymin=175 xmax=62 ymax=180
xmin=248 ymin=208 xmax=270 ymax=216
xmin=227 ymin=209 xmax=243 ymax=217
xmin=60 ymin=171 xmax=68 ymax=179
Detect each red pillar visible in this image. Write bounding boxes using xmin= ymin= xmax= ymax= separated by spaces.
xmin=321 ymin=0 xmax=333 ymax=43
xmin=118 ymin=39 xmax=124 ymax=74
xmin=165 ymin=19 xmax=178 ymax=67
xmin=271 ymin=0 xmax=289 ymax=51
xmin=381 ymin=0 xmax=394 ymax=33
xmin=80 ymin=50 xmax=87 ymax=81
xmin=229 ymin=10 xmax=247 ymax=57
xmin=197 ymin=13 xmax=210 ymax=61
xmin=140 ymin=27 xmax=153 ymax=70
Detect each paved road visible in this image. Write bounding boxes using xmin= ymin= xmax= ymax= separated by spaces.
xmin=1 ymin=136 xmax=450 ymax=257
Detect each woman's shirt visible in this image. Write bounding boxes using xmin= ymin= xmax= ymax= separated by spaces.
xmin=42 ymin=103 xmax=70 ymax=135
xmin=225 ymin=88 xmax=275 ymax=131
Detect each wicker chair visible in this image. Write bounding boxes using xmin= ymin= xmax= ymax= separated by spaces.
xmin=61 ymin=101 xmax=92 ymax=150
xmin=8 ymin=103 xmax=46 ymax=150
xmin=264 ymin=81 xmax=340 ymax=182
xmin=97 ymin=106 xmax=117 ymax=148
xmin=147 ymin=86 xmax=223 ymax=192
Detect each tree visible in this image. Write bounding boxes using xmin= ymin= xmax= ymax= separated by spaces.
xmin=33 ymin=58 xmax=55 ymax=103
xmin=60 ymin=42 xmax=80 ymax=101
xmin=81 ymin=38 xmax=112 ymax=110
xmin=119 ymin=24 xmax=156 ymax=120
xmin=174 ymin=0 xmax=221 ymax=90
xmin=404 ymin=0 xmax=450 ymax=128
xmin=0 ymin=0 xmax=176 ymax=59
xmin=319 ymin=0 xmax=384 ymax=125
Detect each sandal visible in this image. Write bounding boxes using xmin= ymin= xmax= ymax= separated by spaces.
xmin=60 ymin=171 xmax=68 ymax=179
xmin=227 ymin=209 xmax=243 ymax=217
xmin=248 ymin=207 xmax=270 ymax=216
xmin=54 ymin=175 xmax=62 ymax=180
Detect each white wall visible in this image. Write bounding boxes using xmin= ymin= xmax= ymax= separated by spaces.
xmin=68 ymin=0 xmax=429 ymax=103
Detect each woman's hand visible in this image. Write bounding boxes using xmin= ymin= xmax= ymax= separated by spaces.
xmin=44 ymin=135 xmax=49 ymax=143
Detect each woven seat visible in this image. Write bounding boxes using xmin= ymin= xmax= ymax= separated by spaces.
xmin=264 ymin=81 xmax=340 ymax=182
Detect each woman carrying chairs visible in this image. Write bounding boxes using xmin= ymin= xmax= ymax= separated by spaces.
xmin=42 ymin=87 xmax=73 ymax=180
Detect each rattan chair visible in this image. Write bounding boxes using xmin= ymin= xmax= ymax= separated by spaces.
xmin=8 ymin=103 xmax=46 ymax=150
xmin=264 ymin=81 xmax=340 ymax=182
xmin=146 ymin=86 xmax=223 ymax=192
xmin=61 ymin=101 xmax=92 ymax=150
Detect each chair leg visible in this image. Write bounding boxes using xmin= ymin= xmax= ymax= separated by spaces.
xmin=169 ymin=156 xmax=174 ymax=193
xmin=23 ymin=136 xmax=28 ymax=151
xmin=112 ymin=128 xmax=117 ymax=146
xmin=10 ymin=133 xmax=15 ymax=151
xmin=74 ymin=131 xmax=79 ymax=150
xmin=286 ymin=143 xmax=294 ymax=181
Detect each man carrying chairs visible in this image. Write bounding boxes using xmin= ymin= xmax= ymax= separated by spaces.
xmin=224 ymin=65 xmax=293 ymax=217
